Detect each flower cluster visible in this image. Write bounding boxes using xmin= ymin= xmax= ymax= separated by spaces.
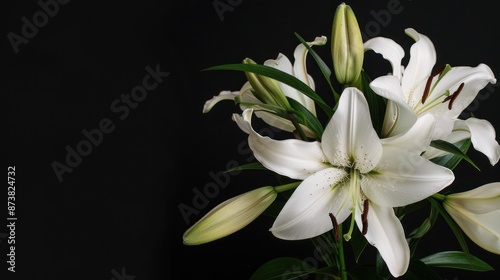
xmin=184 ymin=3 xmax=500 ymax=279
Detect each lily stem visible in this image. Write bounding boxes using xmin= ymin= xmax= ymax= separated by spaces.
xmin=288 ymin=112 xmax=308 ymax=141
xmin=432 ymin=193 xmax=446 ymax=201
xmin=274 ymin=181 xmax=301 ymax=193
xmin=338 ymin=224 xmax=348 ymax=280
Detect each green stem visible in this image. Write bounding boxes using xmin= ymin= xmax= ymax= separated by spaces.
xmin=338 ymin=224 xmax=348 ymax=280
xmin=274 ymin=181 xmax=301 ymax=193
xmin=288 ymin=112 xmax=308 ymax=141
xmin=432 ymin=193 xmax=446 ymax=201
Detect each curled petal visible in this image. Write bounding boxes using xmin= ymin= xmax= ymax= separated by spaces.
xmin=370 ymin=76 xmax=418 ymax=137
xmin=465 ymin=118 xmax=500 ymax=165
xmin=203 ymin=90 xmax=240 ymax=113
xmin=401 ymin=28 xmax=436 ymax=106
xmin=232 ymin=109 xmax=329 ymax=180
xmin=364 ymin=36 xmax=405 ymax=79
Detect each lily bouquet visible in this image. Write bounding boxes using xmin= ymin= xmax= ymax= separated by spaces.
xmin=183 ymin=2 xmax=500 ymax=279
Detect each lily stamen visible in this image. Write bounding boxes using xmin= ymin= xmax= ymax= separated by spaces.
xmin=361 ymin=200 xmax=369 ymax=235
xmin=422 ymin=65 xmax=446 ymax=104
xmin=329 ymin=213 xmax=340 ymax=240
xmin=442 ymin=83 xmax=465 ymax=110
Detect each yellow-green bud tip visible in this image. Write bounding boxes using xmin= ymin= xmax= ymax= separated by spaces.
xmin=331 ymin=3 xmax=364 ymax=85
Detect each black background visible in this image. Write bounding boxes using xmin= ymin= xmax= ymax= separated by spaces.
xmin=2 ymin=0 xmax=500 ymax=279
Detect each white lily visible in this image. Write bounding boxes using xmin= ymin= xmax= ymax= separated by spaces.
xmin=183 ymin=186 xmax=277 ymax=245
xmin=203 ymin=36 xmax=327 ymax=138
xmin=233 ymin=87 xmax=454 ymax=277
xmin=443 ymin=182 xmax=500 ymax=254
xmin=365 ymin=28 xmax=500 ymax=165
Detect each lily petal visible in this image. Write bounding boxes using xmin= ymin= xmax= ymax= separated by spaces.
xmin=427 ymin=64 xmax=496 ymax=119
xmin=355 ymin=202 xmax=410 ymax=277
xmin=364 ymin=36 xmax=405 ymax=79
xmin=370 ymin=75 xmax=417 ymax=137
xmin=422 ymin=119 xmax=470 ymax=159
xmin=465 ymin=118 xmax=500 ymax=165
xmin=233 ymin=109 xmax=329 ymax=180
xmin=321 ymin=88 xmax=383 ymax=173
xmin=401 ymin=28 xmax=436 ymax=107
xmin=363 ymin=146 xmax=454 ymax=207
xmin=381 ymin=113 xmax=435 ymax=154
xmin=203 ymin=90 xmax=240 ymax=113
xmin=271 ymin=168 xmax=350 ymax=240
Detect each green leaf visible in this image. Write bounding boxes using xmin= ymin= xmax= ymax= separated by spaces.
xmin=288 ymin=97 xmax=324 ymax=138
xmin=351 ymin=71 xmax=387 ymax=137
xmin=408 ymin=205 xmax=439 ymax=257
xmin=203 ymin=63 xmax=334 ymax=119
xmin=430 ymin=139 xmax=479 ymax=170
xmin=408 ymin=205 xmax=438 ymax=240
xmin=294 ymin=32 xmax=340 ymax=102
xmin=427 ymin=197 xmax=469 ymax=254
xmin=421 ymin=251 xmax=494 ymax=272
xmin=225 ymin=162 xmax=266 ymax=173
xmin=249 ymin=257 xmax=336 ymax=280
xmin=405 ymin=259 xmax=442 ymax=280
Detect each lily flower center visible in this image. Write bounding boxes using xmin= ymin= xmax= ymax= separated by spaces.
xmin=342 ymin=168 xmax=367 ymax=241
xmin=412 ymin=65 xmax=465 ymax=115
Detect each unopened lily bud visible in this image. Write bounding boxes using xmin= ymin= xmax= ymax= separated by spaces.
xmin=443 ymin=182 xmax=500 ymax=254
xmin=243 ymin=58 xmax=291 ymax=110
xmin=331 ymin=2 xmax=364 ymax=85
xmin=183 ymin=186 xmax=277 ymax=245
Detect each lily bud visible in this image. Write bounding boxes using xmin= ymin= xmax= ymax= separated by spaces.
xmin=331 ymin=2 xmax=364 ymax=85
xmin=243 ymin=58 xmax=291 ymax=110
xmin=183 ymin=186 xmax=277 ymax=245
xmin=443 ymin=182 xmax=500 ymax=254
